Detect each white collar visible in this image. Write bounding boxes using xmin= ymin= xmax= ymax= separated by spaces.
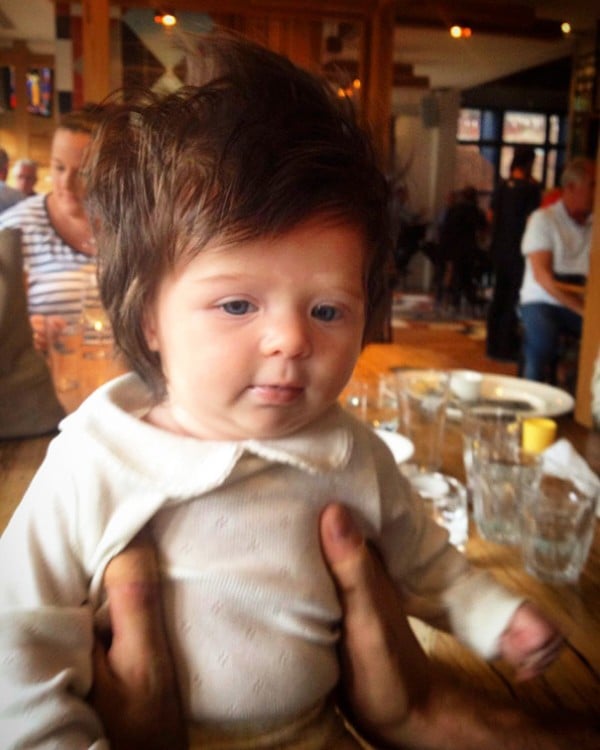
xmin=62 ymin=373 xmax=355 ymax=499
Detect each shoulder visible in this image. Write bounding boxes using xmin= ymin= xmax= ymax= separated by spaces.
xmin=0 ymin=193 xmax=47 ymax=228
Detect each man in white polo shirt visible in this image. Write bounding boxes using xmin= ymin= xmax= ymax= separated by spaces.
xmin=519 ymin=156 xmax=595 ymax=382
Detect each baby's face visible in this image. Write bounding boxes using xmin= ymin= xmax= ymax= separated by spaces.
xmin=143 ymin=217 xmax=367 ymax=440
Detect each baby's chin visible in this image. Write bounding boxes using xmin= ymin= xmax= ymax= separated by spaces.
xmin=153 ymin=398 xmax=337 ymax=441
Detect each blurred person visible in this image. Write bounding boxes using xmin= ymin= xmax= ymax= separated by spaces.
xmin=438 ymin=185 xmax=489 ymax=313
xmin=486 ymin=145 xmax=541 ymax=362
xmin=0 ymin=147 xmax=25 ymax=213
xmin=519 ymin=156 xmax=595 ymax=383
xmin=0 ymin=34 xmax=562 ymax=749
xmin=11 ymin=157 xmax=38 ymax=196
xmin=0 ymin=106 xmax=105 ymax=351
xmin=541 ymin=185 xmax=562 ymax=207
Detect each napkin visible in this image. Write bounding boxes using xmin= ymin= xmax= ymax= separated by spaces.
xmin=542 ymin=438 xmax=600 ymax=517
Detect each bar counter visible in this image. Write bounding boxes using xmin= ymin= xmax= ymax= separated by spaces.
xmin=1 ymin=343 xmax=599 ymax=724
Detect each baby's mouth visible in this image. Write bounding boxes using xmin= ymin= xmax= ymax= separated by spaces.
xmin=250 ymin=384 xmax=304 ymax=404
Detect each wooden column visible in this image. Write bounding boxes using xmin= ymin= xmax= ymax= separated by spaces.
xmin=6 ymin=42 xmax=29 ymax=157
xmin=575 ymin=152 xmax=600 ymax=427
xmin=81 ymin=0 xmax=111 ymax=103
xmin=359 ymin=0 xmax=394 ymax=169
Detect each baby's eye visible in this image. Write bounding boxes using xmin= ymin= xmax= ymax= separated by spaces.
xmin=221 ymin=300 xmax=255 ymax=315
xmin=312 ymin=304 xmax=341 ymax=322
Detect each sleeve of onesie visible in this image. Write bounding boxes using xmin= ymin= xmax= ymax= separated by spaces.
xmin=371 ymin=440 xmax=524 ymax=660
xmin=0 ymin=451 xmax=109 ymax=749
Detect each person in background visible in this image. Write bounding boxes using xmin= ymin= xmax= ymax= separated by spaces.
xmin=540 ymin=184 xmax=562 ymax=207
xmin=11 ymin=158 xmax=38 ymax=196
xmin=486 ymin=145 xmax=541 ymax=362
xmin=438 ymin=185 xmax=489 ymax=313
xmin=519 ymin=156 xmax=595 ymax=383
xmin=0 ymin=106 xmax=104 ymax=351
xmin=0 ymin=34 xmax=562 ymax=749
xmin=0 ymin=147 xmax=25 ymax=213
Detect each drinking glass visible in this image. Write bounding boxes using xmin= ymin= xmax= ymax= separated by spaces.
xmin=463 ymin=405 xmax=539 ymax=545
xmin=520 ymin=472 xmax=598 ymax=584
xmin=394 ymin=369 xmax=450 ymax=473
xmin=46 ymin=314 xmax=83 ymax=393
xmin=462 ymin=404 xmax=520 ymax=501
xmin=342 ymin=373 xmax=399 ymax=432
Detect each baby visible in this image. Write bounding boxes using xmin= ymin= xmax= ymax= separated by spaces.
xmin=0 ymin=33 xmax=561 ymax=749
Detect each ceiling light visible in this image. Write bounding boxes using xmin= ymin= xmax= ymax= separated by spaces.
xmin=450 ymin=24 xmax=472 ymax=39
xmin=561 ymin=21 xmax=571 ymax=35
xmin=154 ymin=10 xmax=177 ymax=27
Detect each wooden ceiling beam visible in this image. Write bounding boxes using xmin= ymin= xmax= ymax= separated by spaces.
xmin=392 ymin=0 xmax=564 ymax=40
xmin=118 ymin=1 xmax=371 ymax=22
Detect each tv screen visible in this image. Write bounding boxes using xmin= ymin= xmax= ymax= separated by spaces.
xmin=26 ymin=67 xmax=53 ymax=117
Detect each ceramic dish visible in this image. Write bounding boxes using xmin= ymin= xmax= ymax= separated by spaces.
xmin=374 ymin=429 xmax=414 ymax=464
xmin=448 ymin=373 xmax=574 ymax=418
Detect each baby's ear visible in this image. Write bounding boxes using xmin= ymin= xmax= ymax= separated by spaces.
xmin=142 ymin=307 xmax=160 ymax=352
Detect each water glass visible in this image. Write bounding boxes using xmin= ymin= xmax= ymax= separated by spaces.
xmin=342 ymin=373 xmax=399 ymax=432
xmin=46 ymin=315 xmax=83 ymax=393
xmin=81 ymin=269 xmax=113 ymax=352
xmin=395 ymin=369 xmax=450 ymax=473
xmin=473 ymin=450 xmax=541 ymax=545
xmin=520 ymin=473 xmax=598 ymax=584
xmin=462 ymin=405 xmax=521 ymax=501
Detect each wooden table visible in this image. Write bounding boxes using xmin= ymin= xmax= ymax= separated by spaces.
xmin=1 ymin=343 xmax=599 ymax=723
xmin=355 ymin=343 xmax=600 ymax=721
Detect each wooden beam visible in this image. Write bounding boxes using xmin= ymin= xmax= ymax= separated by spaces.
xmin=392 ymin=0 xmax=563 ymax=41
xmin=360 ymin=0 xmax=395 ymax=168
xmin=81 ymin=0 xmax=111 ymax=103
xmin=118 ymin=0 xmax=371 ymax=21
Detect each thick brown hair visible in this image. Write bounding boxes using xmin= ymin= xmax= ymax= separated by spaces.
xmin=84 ymin=33 xmax=392 ymax=396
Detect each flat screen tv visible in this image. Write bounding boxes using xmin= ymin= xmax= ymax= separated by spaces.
xmin=26 ymin=67 xmax=53 ymax=117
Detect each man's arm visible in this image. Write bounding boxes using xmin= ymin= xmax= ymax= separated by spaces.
xmin=528 ymin=250 xmax=585 ymax=314
xmin=321 ymin=503 xmax=599 ymax=750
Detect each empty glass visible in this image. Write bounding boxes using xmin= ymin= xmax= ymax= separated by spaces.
xmin=395 ymin=369 xmax=450 ymax=473
xmin=520 ymin=472 xmax=598 ymax=584
xmin=342 ymin=373 xmax=399 ymax=432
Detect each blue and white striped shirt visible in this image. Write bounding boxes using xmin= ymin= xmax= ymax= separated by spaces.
xmin=0 ymin=193 xmax=97 ymax=317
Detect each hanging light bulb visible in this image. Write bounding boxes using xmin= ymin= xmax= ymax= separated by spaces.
xmin=450 ymin=24 xmax=472 ymax=39
xmin=154 ymin=10 xmax=177 ymax=27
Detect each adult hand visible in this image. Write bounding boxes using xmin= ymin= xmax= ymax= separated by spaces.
xmin=31 ymin=313 xmax=65 ymax=353
xmin=30 ymin=313 xmax=49 ymax=352
xmin=319 ymin=502 xmax=431 ymax=746
xmin=322 ymin=503 xmax=600 ymax=750
xmin=90 ymin=530 xmax=187 ymax=750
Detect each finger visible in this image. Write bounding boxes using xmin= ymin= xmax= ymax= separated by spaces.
xmin=320 ymin=502 xmax=430 ymax=735
xmin=103 ymin=531 xmax=170 ymax=681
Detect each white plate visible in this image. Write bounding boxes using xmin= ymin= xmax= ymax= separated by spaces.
xmin=451 ymin=373 xmax=574 ymax=418
xmin=374 ymin=429 xmax=414 ymax=464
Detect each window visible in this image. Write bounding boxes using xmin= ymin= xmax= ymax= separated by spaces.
xmin=456 ymin=107 xmax=567 ymax=196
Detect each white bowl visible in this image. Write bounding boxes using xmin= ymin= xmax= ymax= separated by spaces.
xmin=450 ymin=369 xmax=483 ymax=402
xmin=374 ymin=429 xmax=414 ymax=464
